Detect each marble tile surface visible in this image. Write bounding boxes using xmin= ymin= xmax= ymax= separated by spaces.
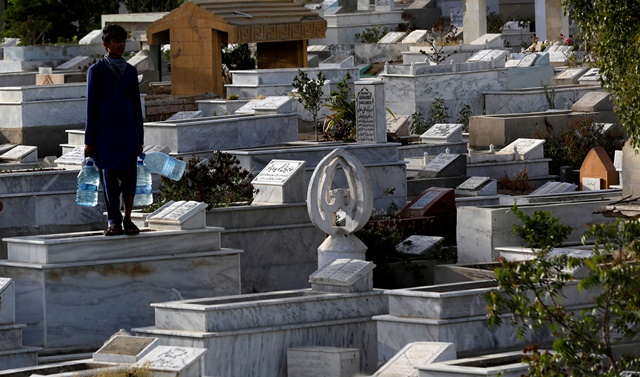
xmin=152 ymin=290 xmax=386 ymax=332
xmin=134 ymin=317 xmax=380 ymax=377
xmin=134 ymin=345 xmax=207 ymax=376
xmin=2 ymin=251 xmax=241 ymax=349
xmin=5 ymin=228 xmax=223 ymax=264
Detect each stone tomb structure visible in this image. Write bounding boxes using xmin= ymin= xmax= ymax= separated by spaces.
xmin=0 ymin=201 xmax=242 ymax=352
xmin=580 ymin=146 xmax=618 ymax=190
xmin=0 ymin=278 xmax=40 ymax=369
xmin=146 ymin=1 xmax=327 ymax=96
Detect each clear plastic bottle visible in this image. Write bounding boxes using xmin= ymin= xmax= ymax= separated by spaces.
xmin=142 ymin=151 xmax=186 ymax=181
xmin=134 ymin=156 xmax=153 ymax=206
xmin=76 ymin=157 xmax=100 ymax=207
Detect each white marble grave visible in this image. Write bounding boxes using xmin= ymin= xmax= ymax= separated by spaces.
xmin=529 ymin=181 xmax=578 ymax=196
xmin=320 ymin=55 xmax=355 ymax=68
xmin=252 ymin=159 xmax=306 ymax=204
xmin=496 ymin=138 xmax=545 ymax=160
xmin=378 ymin=32 xmax=407 ymax=44
xmin=552 ymin=67 xmax=589 ymax=86
xmin=167 ymin=111 xmax=202 ymax=121
xmin=93 ymin=335 xmax=159 ymax=364
xmin=578 ymin=68 xmax=600 ymax=85
xmin=234 ymin=96 xmax=293 ymax=115
xmin=355 ymin=80 xmax=387 ymax=144
xmin=387 ymin=114 xmax=409 ymax=136
xmin=420 ymin=124 xmax=464 ymax=143
xmin=56 ymin=56 xmax=94 ymax=71
xmin=402 ymin=30 xmax=429 ymax=44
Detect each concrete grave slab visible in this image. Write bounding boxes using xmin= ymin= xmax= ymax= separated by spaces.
xmin=320 ymin=55 xmax=354 ymax=68
xmin=402 ymin=30 xmax=429 ymax=44
xmin=455 ymin=176 xmax=497 ymax=197
xmin=288 ymin=346 xmax=360 ymax=377
xmin=572 ymin=91 xmax=612 ymax=112
xmin=397 ymin=235 xmax=444 ymax=258
xmin=578 ymin=68 xmax=600 ymax=85
xmin=552 ymin=67 xmax=588 ymax=86
xmin=79 ymin=30 xmax=103 ymax=45
xmin=235 ymin=96 xmax=293 ymax=114
xmin=529 ymin=181 xmax=578 ymax=196
xmin=516 ymin=53 xmax=537 ymax=67
xmin=93 ymin=335 xmax=159 ymax=364
xmin=0 ymin=144 xmax=17 ymax=155
xmin=417 ymin=153 xmax=466 ymax=178
xmin=387 ymin=114 xmax=409 ymax=136
xmin=398 ymin=187 xmax=455 ymax=218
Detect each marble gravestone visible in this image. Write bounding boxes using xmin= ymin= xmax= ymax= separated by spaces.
xmin=320 ymin=55 xmax=355 ymax=68
xmin=450 ymin=8 xmax=464 ymax=27
xmin=0 ymin=145 xmax=37 ymax=163
xmin=134 ymin=345 xmax=208 ymax=377
xmin=387 ymin=114 xmax=409 ymax=137
xmin=53 ymin=145 xmax=85 ymax=169
xmin=397 ymin=235 xmax=444 ymax=258
xmin=455 ymin=176 xmax=497 ymax=197
xmin=552 ymin=67 xmax=589 ymax=86
xmin=378 ymin=32 xmax=407 ymax=44
xmin=0 ymin=278 xmax=15 ymax=325
xmin=578 ymin=68 xmax=600 ymax=85
xmin=374 ymin=342 xmax=456 ymax=377
xmin=355 ymin=81 xmax=387 ymax=143
xmin=251 ymin=159 xmax=306 ymax=204
xmin=93 ymin=335 xmax=159 ymax=364
xmin=309 ymin=258 xmax=375 ymax=293
xmin=417 ymin=153 xmax=467 ymax=178
xmin=235 ymin=96 xmax=293 ymax=115
xmin=146 ymin=200 xmax=208 ymax=230
xmin=375 ymin=0 xmax=394 ymax=11
xmin=420 ymin=123 xmax=464 ymax=143
xmin=0 ymin=144 xmax=16 ymax=155
xmin=288 ymin=346 xmax=360 ymax=377
xmin=402 ymin=30 xmax=429 ymax=44
xmin=529 ymin=181 xmax=578 ymax=196
xmin=579 ymin=146 xmax=618 ymax=190
xmin=496 ymin=138 xmax=545 ymax=160
xmin=398 ymin=187 xmax=456 ymax=219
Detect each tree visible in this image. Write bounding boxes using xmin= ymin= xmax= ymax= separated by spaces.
xmin=123 ymin=0 xmax=184 ymax=13
xmin=323 ymin=73 xmax=356 ymax=142
xmin=291 ymin=69 xmax=327 ymax=142
xmin=486 ymin=204 xmax=640 ymax=376
xmin=564 ymin=0 xmax=640 ymax=147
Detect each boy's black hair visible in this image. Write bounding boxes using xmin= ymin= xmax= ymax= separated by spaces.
xmin=102 ymin=24 xmax=127 ymax=43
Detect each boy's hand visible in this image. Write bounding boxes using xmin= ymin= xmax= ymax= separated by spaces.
xmin=84 ymin=144 xmax=94 ymax=158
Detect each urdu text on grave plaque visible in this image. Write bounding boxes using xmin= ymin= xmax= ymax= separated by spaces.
xmin=356 ymin=87 xmax=376 ymax=143
xmin=253 ymin=160 xmax=305 ymax=185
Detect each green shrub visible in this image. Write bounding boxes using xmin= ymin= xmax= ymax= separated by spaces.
xmin=355 ymin=26 xmax=390 ymax=43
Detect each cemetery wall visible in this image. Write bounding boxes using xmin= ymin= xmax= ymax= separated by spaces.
xmin=329 ymin=44 xmax=410 ymax=65
xmin=484 ymin=85 xmax=606 ymax=114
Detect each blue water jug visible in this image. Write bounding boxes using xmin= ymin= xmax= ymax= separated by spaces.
xmin=134 ymin=156 xmax=153 ymax=206
xmin=76 ymin=157 xmax=100 ymax=207
xmin=142 ymin=151 xmax=186 ymax=181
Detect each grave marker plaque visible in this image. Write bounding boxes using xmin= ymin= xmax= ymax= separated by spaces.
xmin=420 ymin=123 xmax=464 ymax=143
xmin=252 ymin=159 xmax=306 ymax=204
xmin=582 ymin=177 xmax=602 ymax=191
xmin=450 ymin=8 xmax=464 ymax=27
xmin=516 ymin=53 xmax=537 ymax=67
xmin=398 ymin=187 xmax=456 ymax=218
xmin=455 ymin=176 xmax=497 ymax=197
xmin=497 ymin=138 xmax=545 ymax=160
xmin=355 ymin=81 xmax=386 ymax=143
xmin=134 ymin=346 xmax=207 ymax=374
xmin=397 ymin=235 xmax=444 ymax=257
xmin=579 ymin=146 xmax=618 ymax=190
xmin=167 ymin=111 xmax=202 ymax=121
xmin=147 ymin=200 xmax=208 ymax=230
xmin=417 ymin=153 xmax=466 ymax=178
xmin=378 ymin=32 xmax=407 ymax=44
xmin=54 ymin=145 xmax=85 ymax=168
xmin=93 ymin=335 xmax=158 ymax=363
xmin=309 ymin=258 xmax=375 ymax=292
xmin=0 ymin=145 xmax=37 ymax=163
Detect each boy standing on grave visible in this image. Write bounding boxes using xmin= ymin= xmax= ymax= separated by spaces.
xmin=84 ymin=24 xmax=143 ymax=236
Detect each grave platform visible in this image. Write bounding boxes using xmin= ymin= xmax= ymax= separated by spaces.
xmin=133 ymin=289 xmax=387 ymax=377
xmin=0 ymin=227 xmax=242 ymax=352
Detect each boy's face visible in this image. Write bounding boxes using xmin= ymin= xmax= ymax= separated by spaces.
xmin=103 ymin=37 xmax=126 ymax=58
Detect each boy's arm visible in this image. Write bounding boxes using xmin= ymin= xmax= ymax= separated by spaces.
xmin=129 ymin=67 xmax=144 ymax=150
xmin=84 ymin=64 xmax=98 ymax=156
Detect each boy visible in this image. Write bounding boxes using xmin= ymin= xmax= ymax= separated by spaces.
xmin=84 ymin=24 xmax=143 ymax=236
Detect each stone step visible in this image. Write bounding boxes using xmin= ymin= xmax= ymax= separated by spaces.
xmin=0 ymin=324 xmax=24 ymax=351
xmin=0 ymin=346 xmax=41 ymax=370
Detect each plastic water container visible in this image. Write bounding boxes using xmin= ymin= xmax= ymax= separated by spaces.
xmin=142 ymin=151 xmax=186 ymax=181
xmin=134 ymin=157 xmax=153 ymax=206
xmin=76 ymin=157 xmax=100 ymax=207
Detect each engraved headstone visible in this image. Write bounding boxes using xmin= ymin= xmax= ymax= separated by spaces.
xmin=167 ymin=111 xmax=202 ymax=121
xmin=398 ymin=187 xmax=456 ymax=219
xmin=516 ymin=53 xmax=538 ymax=67
xmin=355 ymin=81 xmax=386 ymax=143
xmin=450 ymin=8 xmax=464 ymax=27
xmin=235 ymin=96 xmax=292 ymax=114
xmin=53 ymin=145 xmax=85 ymax=169
xmin=146 ymin=200 xmax=208 ymax=230
xmin=39 ymin=67 xmax=53 ymax=75
xmin=0 ymin=278 xmax=15 ymax=325
xmin=397 ymin=235 xmax=444 ymax=258
xmin=420 ymin=123 xmax=464 ymax=143
xmin=0 ymin=144 xmax=17 ymax=155
xmin=319 ymin=55 xmax=354 ymax=68
xmin=309 ymin=258 xmax=375 ymax=292
xmin=467 ymin=50 xmax=491 ymax=62
xmin=417 ymin=153 xmax=467 ymax=178
xmin=375 ymin=0 xmax=394 ymax=12
xmin=0 ymin=145 xmax=37 ymax=163
xmin=578 ymin=68 xmax=600 ymax=85
xmin=455 ymin=176 xmax=497 ymax=197
xmin=134 ymin=345 xmax=208 ymax=375
xmin=93 ymin=335 xmax=158 ymax=363
xmin=529 ymin=181 xmax=578 ymax=195
xmin=252 ymin=159 xmax=306 ymax=204
xmin=387 ymin=114 xmax=409 ymax=136
xmin=378 ymin=32 xmax=407 ymax=44
xmin=497 ymin=138 xmax=545 ymax=160
xmin=552 ymin=67 xmax=589 ymax=85
xmin=402 ymin=30 xmax=429 ymax=44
